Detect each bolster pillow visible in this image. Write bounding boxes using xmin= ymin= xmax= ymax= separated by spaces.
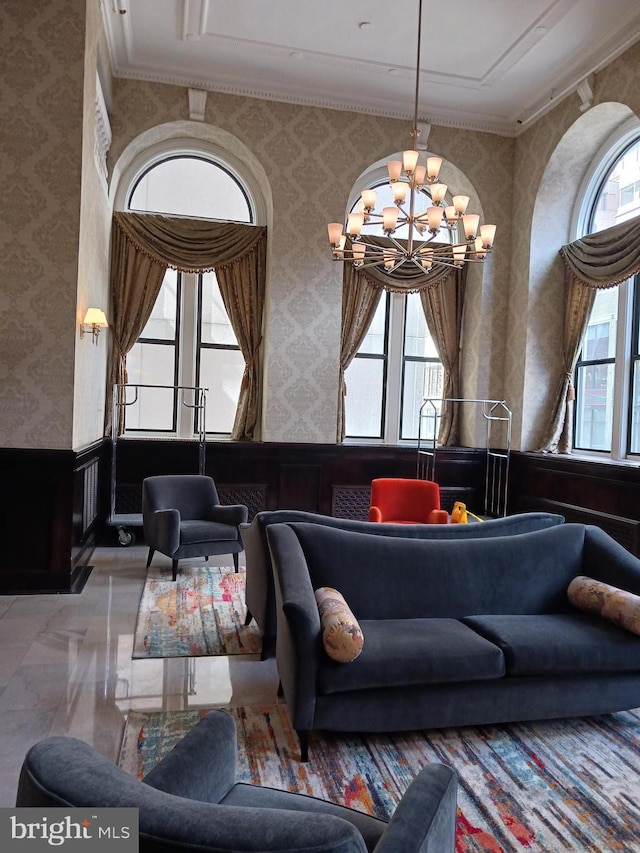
xmin=568 ymin=575 xmax=640 ymax=636
xmin=314 ymin=587 xmax=364 ymax=663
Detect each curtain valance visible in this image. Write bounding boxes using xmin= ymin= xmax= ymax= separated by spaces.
xmin=112 ymin=211 xmax=266 ymax=272
xmin=560 ymin=215 xmax=640 ymax=288
xmin=348 ymin=235 xmax=457 ymax=292
xmin=538 ymin=214 xmax=640 ymax=454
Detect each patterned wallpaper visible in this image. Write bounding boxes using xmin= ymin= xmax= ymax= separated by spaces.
xmin=1 ymin=2 xmax=638 ymax=452
xmin=108 ymin=84 xmax=513 ymax=444
xmin=0 ymin=0 xmax=86 ymax=450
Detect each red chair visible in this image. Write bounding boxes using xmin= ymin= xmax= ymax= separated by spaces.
xmin=368 ymin=478 xmax=449 ymax=524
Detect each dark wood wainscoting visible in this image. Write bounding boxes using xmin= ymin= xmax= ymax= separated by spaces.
xmin=0 ymin=442 xmax=105 ymax=593
xmin=15 ymin=441 xmax=637 ymax=593
xmin=107 ymin=440 xmax=488 ymax=536
xmin=509 ymin=451 xmax=640 ymax=556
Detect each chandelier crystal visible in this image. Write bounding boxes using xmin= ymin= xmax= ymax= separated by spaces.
xmin=327 ymin=0 xmax=496 ymax=277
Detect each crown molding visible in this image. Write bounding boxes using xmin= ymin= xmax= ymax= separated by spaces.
xmin=111 ymin=67 xmax=520 ymax=138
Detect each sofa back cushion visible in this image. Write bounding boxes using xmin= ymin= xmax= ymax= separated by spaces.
xmin=285 ymin=522 xmax=588 ymax=619
xmin=252 ymin=510 xmax=564 ymax=542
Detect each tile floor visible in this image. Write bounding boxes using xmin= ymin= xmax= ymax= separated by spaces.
xmin=0 ymin=545 xmax=279 ymax=806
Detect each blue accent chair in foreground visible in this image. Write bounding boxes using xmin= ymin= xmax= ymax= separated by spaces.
xmin=16 ymin=709 xmax=458 ymax=853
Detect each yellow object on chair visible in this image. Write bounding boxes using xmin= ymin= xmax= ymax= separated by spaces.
xmin=450 ymin=501 xmax=484 ymax=524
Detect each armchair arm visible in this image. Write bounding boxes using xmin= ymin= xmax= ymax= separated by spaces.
xmin=427 ymin=509 xmax=450 ymax=525
xmin=149 ymin=509 xmax=181 ymax=557
xmin=210 ymin=504 xmax=249 ymax=527
xmin=373 ymin=764 xmax=458 ymax=853
xmin=369 ymin=506 xmax=383 ymax=522
xmin=142 ymin=710 xmax=238 ymax=803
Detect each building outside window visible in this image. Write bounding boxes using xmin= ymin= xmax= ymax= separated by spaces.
xmin=123 ymin=153 xmax=254 ymax=437
xmin=574 ymin=132 xmax=640 ymax=457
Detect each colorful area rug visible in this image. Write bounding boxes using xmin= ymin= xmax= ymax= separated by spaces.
xmin=132 ymin=566 xmax=261 ymax=658
xmin=120 ymin=703 xmax=640 ymax=852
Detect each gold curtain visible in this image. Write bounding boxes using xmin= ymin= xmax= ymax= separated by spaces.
xmin=419 ymin=266 xmax=467 ymax=446
xmin=216 ymin=243 xmax=267 ymax=440
xmin=538 ymin=215 xmax=640 ymax=453
xmin=108 ymin=212 xmax=267 ymax=437
xmin=107 ymin=223 xmax=167 ymax=434
xmin=337 ymin=265 xmax=383 ymax=442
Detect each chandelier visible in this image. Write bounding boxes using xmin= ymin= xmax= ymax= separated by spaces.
xmin=327 ymin=0 xmax=496 ymax=277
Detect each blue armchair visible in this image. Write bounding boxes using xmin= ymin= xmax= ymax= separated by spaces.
xmin=142 ymin=474 xmax=248 ymax=581
xmin=16 ymin=709 xmax=458 ymax=853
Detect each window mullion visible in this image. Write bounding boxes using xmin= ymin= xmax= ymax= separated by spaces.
xmin=384 ymin=293 xmax=405 ymax=443
xmin=176 ymin=272 xmax=198 ymax=438
xmin=611 ymin=280 xmax=632 ymax=459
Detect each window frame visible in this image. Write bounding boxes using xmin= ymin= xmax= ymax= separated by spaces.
xmin=119 ymin=147 xmax=257 ymax=439
xmin=572 ymin=120 xmax=640 ymax=461
xmin=345 ymin=290 xmax=442 ymax=445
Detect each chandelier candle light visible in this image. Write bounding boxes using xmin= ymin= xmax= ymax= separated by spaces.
xmin=327 ymin=0 xmax=496 ymax=276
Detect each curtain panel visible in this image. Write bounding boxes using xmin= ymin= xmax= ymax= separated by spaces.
xmin=108 ymin=212 xmax=267 ymax=440
xmin=420 ymin=266 xmax=467 ymax=446
xmin=337 ymin=251 xmax=467 ymax=445
xmin=337 ymin=265 xmax=383 ymax=442
xmin=538 ymin=215 xmax=640 ymax=453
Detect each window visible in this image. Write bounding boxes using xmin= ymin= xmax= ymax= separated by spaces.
xmin=122 ymin=153 xmax=255 ymax=437
xmin=345 ymin=291 xmax=443 ymax=442
xmin=343 ymin=177 xmax=444 ymax=443
xmin=573 ymin=131 xmax=640 ymax=458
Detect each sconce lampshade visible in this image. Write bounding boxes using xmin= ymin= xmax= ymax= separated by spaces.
xmin=83 ymin=308 xmax=108 ymax=328
xmin=80 ymin=307 xmax=108 ymax=344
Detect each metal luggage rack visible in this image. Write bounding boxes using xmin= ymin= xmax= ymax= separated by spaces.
xmin=106 ymin=383 xmax=208 ymax=545
xmin=417 ymin=398 xmax=512 ymax=517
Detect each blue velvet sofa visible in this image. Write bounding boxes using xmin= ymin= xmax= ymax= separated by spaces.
xmin=267 ymin=521 xmax=640 ymax=761
xmin=241 ymin=510 xmax=565 ymax=657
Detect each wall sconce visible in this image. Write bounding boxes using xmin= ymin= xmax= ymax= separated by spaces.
xmin=80 ymin=308 xmax=108 ymax=344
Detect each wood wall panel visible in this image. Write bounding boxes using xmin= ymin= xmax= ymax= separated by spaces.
xmin=11 ymin=441 xmax=640 ymax=593
xmin=509 ymin=452 xmax=640 ymax=556
xmin=0 ymin=442 xmax=103 ymax=592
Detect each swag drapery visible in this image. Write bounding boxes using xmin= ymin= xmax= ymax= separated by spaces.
xmin=108 ymin=212 xmax=267 ymax=440
xmin=337 ymin=239 xmax=467 ymax=445
xmin=538 ymin=215 xmax=640 ymax=453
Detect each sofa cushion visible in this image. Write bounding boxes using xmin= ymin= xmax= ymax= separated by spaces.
xmin=287 ymin=523 xmax=587 ymax=620
xmin=315 ymin=587 xmax=364 ymax=663
xmin=180 ymin=519 xmax=238 ymax=544
xmin=463 ymin=613 xmax=640 ymax=676
xmin=568 ymin=575 xmax=640 ymax=636
xmin=317 ymin=618 xmax=504 ymax=695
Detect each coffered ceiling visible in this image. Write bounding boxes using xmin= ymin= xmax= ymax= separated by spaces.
xmin=101 ymin=0 xmax=640 ymax=136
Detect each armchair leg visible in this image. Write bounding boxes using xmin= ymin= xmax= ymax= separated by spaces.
xmin=172 ymin=560 xmax=178 ymax=582
xmin=146 ymin=548 xmax=154 ymax=569
xmin=232 ymin=552 xmax=239 ymax=573
xmin=297 ymin=730 xmax=309 ymax=763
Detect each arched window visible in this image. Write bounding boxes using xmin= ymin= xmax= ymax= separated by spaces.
xmin=344 ymin=171 xmax=444 ymax=443
xmin=574 ymin=127 xmax=640 ymax=457
xmin=121 ymin=151 xmax=256 ymax=437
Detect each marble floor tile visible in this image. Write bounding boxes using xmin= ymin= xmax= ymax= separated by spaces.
xmin=0 ymin=545 xmax=274 ymax=808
